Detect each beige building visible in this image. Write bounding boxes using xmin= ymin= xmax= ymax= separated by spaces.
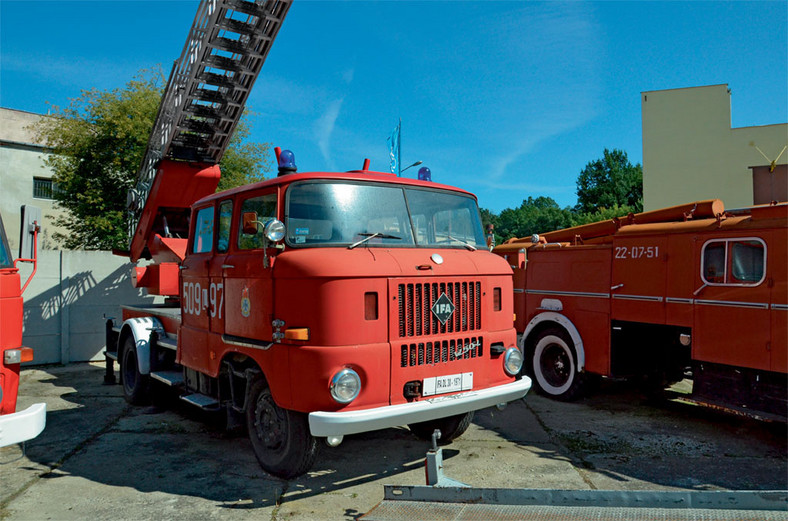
xmin=641 ymin=84 xmax=788 ymax=211
xmin=0 ymin=107 xmax=66 ymax=251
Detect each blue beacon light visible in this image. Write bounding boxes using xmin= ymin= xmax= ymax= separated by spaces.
xmin=417 ymin=166 xmax=431 ymax=181
xmin=278 ymin=149 xmax=297 ymax=176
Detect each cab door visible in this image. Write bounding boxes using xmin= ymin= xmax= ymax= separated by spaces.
xmin=693 ymin=235 xmax=771 ymax=371
xmin=223 ymin=191 xmax=278 ymax=343
xmin=179 ymin=204 xmax=214 ymax=370
xmin=208 ymin=199 xmax=233 ymax=338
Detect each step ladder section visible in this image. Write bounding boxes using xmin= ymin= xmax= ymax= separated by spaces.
xmin=128 ymin=0 xmax=291 ymax=244
xmin=180 ymin=393 xmax=220 ymax=410
xmin=150 ymin=370 xmax=184 ymax=387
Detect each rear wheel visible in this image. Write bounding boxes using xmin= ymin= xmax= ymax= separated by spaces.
xmin=408 ymin=412 xmax=474 ymax=445
xmin=246 ymin=379 xmax=319 ymax=479
xmin=121 ymin=335 xmax=150 ymax=405
xmin=530 ymin=328 xmax=589 ymax=401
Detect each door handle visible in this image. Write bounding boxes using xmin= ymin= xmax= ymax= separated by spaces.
xmin=221 ymin=264 xmax=235 ymax=269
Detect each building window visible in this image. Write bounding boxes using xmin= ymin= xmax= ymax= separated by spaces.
xmin=33 ymin=177 xmax=59 ymax=199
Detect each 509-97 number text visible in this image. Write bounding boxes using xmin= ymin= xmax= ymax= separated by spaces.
xmin=183 ymin=282 xmax=224 ymax=318
xmin=615 ymin=246 xmax=659 ymax=260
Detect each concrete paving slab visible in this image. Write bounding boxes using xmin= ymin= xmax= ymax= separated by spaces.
xmin=2 ymin=363 xmax=786 ymax=520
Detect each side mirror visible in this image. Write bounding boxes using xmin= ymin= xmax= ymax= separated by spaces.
xmin=242 ymin=212 xmax=259 ymax=235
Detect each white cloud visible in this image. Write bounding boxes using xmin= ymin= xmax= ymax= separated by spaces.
xmin=314 ymin=98 xmax=344 ymax=170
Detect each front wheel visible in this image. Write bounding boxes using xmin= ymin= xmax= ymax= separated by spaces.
xmin=121 ymin=335 xmax=150 ymax=405
xmin=408 ymin=412 xmax=474 ymax=445
xmin=246 ymin=379 xmax=319 ymax=479
xmin=530 ymin=328 xmax=589 ymax=401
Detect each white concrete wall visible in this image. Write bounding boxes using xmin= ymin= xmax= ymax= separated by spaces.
xmin=17 ymin=251 xmax=163 ymax=364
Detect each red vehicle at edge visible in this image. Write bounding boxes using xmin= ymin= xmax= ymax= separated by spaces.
xmin=0 ymin=211 xmax=46 ymax=448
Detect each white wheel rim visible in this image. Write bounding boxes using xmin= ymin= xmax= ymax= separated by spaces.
xmin=533 ymin=334 xmax=575 ymax=395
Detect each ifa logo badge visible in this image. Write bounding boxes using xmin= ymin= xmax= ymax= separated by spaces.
xmin=241 ymin=287 xmax=251 ymax=318
xmin=431 ymin=292 xmax=455 ymax=325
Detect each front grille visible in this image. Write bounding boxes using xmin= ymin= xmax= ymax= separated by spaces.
xmin=397 ymin=281 xmax=481 ymax=338
xmin=400 ymin=337 xmax=484 ymax=368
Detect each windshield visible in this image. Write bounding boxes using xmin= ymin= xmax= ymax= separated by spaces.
xmin=285 ymin=181 xmax=486 ymax=249
xmin=0 ymin=213 xmax=13 ymax=268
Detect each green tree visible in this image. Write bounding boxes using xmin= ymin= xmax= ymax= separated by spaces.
xmin=494 ymin=196 xmax=576 ymax=242
xmin=34 ymin=69 xmax=272 ymax=250
xmin=575 ymin=148 xmax=643 ymax=214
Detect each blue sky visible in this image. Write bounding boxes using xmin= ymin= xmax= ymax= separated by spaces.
xmin=1 ymin=1 xmax=786 ymax=213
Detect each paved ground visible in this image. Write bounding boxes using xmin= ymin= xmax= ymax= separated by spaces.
xmin=1 ymin=362 xmax=786 ymax=520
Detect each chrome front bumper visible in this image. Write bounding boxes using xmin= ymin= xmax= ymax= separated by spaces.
xmin=308 ymin=377 xmax=531 ymax=437
xmin=0 ymin=402 xmax=47 ymax=447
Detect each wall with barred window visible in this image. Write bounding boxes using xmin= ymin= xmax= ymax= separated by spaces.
xmin=0 ymin=107 xmax=66 ymax=251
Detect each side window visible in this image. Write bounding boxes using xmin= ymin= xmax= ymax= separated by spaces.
xmin=192 ymin=206 xmax=214 ymax=254
xmin=217 ymin=200 xmax=233 ymax=253
xmin=731 ymin=240 xmax=765 ymax=283
xmin=239 ymin=193 xmax=277 ymax=250
xmin=702 ymin=238 xmax=766 ymax=286
xmin=702 ymin=242 xmax=726 ymax=283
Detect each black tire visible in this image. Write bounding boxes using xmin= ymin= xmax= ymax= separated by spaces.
xmin=408 ymin=412 xmax=474 ymax=445
xmin=529 ymin=327 xmax=589 ymax=401
xmin=246 ymin=379 xmax=319 ymax=479
xmin=121 ymin=335 xmax=151 ymax=405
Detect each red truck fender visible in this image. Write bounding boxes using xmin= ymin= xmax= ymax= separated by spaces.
xmin=119 ymin=317 xmax=166 ymax=376
xmin=521 ymin=311 xmax=586 ymax=373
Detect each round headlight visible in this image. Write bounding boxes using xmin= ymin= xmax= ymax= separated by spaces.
xmin=330 ymin=368 xmax=361 ymax=404
xmin=264 ymin=219 xmax=286 ymax=243
xmin=503 ymin=347 xmax=523 ymax=376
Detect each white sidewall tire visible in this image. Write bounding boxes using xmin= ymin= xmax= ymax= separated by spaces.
xmin=533 ymin=334 xmax=575 ymax=396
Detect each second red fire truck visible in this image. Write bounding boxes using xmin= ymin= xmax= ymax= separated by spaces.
xmin=494 ymin=199 xmax=787 ymax=421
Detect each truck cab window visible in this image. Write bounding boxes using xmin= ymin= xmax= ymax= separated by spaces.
xmin=239 ymin=194 xmax=277 ymax=250
xmin=731 ymin=240 xmax=765 ymax=283
xmin=217 ymin=200 xmax=233 ymax=253
xmin=192 ymin=206 xmax=214 ymax=254
xmin=702 ymin=238 xmax=766 ymax=286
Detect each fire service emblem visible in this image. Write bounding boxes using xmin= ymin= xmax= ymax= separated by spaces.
xmin=241 ymin=287 xmax=251 ymax=318
xmin=431 ymin=293 xmax=455 ymax=325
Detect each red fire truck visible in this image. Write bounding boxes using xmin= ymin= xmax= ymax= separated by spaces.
xmin=103 ymin=0 xmax=529 ymax=478
xmin=494 ymin=199 xmax=787 ymax=421
xmin=0 ymin=208 xmax=46 ymax=448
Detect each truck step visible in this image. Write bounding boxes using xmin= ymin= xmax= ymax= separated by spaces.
xmin=180 ymin=393 xmax=219 ymax=410
xmin=104 ymin=350 xmax=118 ymax=361
xmin=155 ymin=336 xmax=177 ymax=351
xmin=150 ymin=370 xmax=184 ymax=387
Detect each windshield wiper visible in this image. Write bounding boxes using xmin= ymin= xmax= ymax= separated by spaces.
xmin=348 ymin=232 xmax=402 ymax=249
xmin=445 ymin=235 xmax=477 ymax=251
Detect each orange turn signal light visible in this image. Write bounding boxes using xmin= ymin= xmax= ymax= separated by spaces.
xmin=284 ymin=328 xmax=310 ymax=341
xmin=4 ymin=347 xmax=34 ymax=365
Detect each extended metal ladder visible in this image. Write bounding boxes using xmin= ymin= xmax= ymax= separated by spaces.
xmin=127 ymin=0 xmax=291 ymax=246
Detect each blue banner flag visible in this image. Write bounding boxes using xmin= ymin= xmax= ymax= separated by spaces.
xmin=388 ymin=120 xmax=401 ymax=175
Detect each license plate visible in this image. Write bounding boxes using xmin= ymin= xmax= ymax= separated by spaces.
xmin=422 ymin=372 xmax=473 ymax=397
